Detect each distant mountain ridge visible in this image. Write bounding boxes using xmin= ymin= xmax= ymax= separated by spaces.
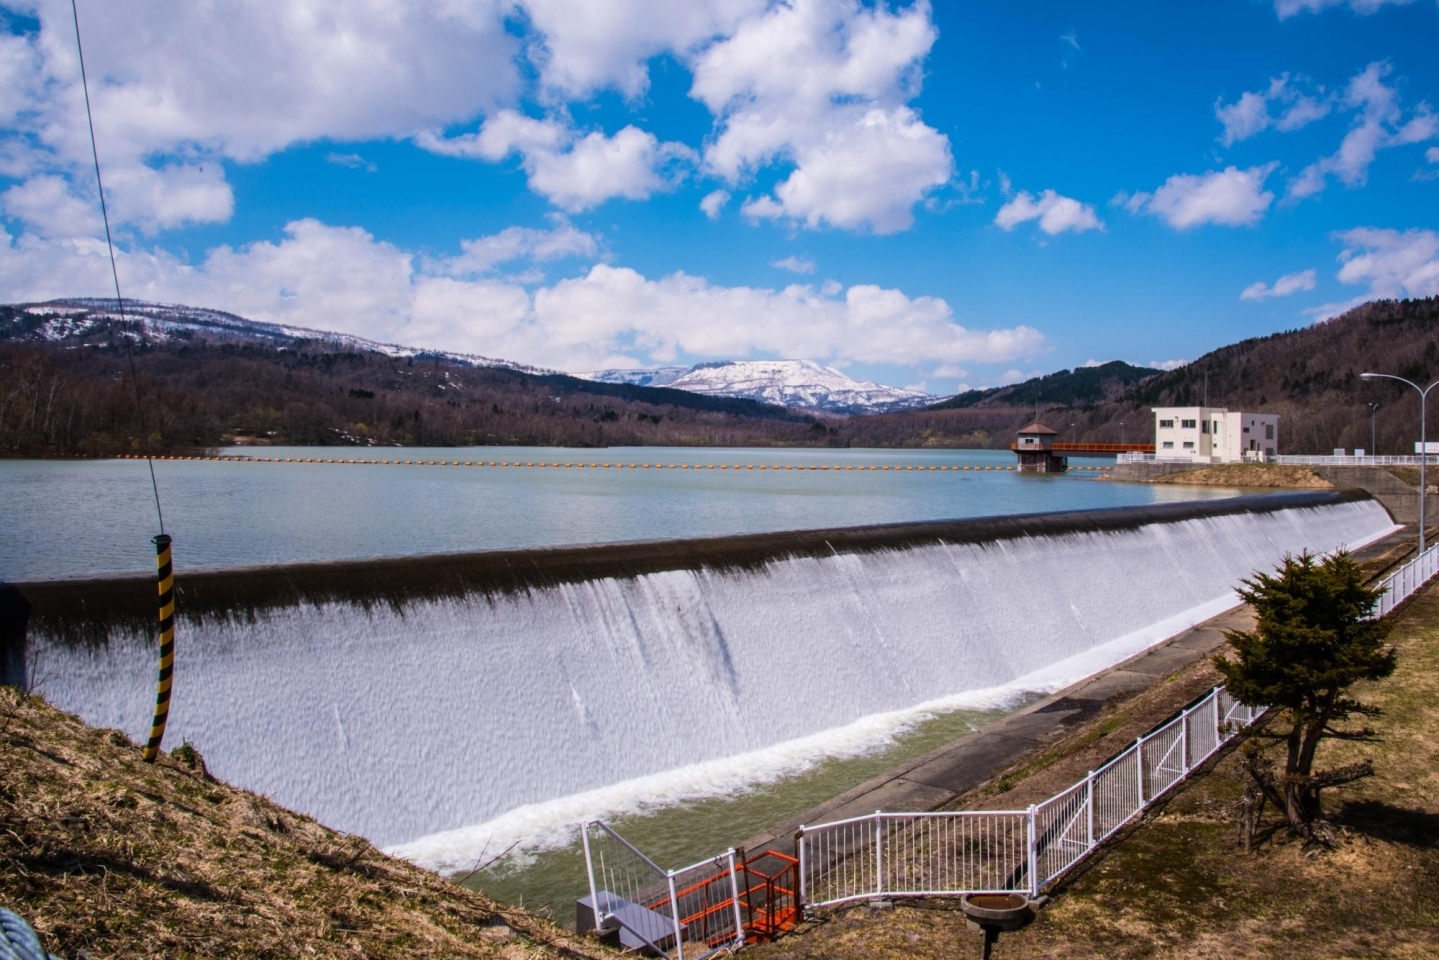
xmin=584 ymin=359 xmax=936 ymax=414
xmin=5 ymin=298 xmax=556 ymax=376
xmin=928 ymin=360 xmax=1163 ymax=411
xmin=10 ymin=299 xmax=934 ymax=414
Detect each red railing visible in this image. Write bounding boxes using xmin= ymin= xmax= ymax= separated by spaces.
xmin=1011 ymin=442 xmax=1154 ymax=453
xmin=669 ymin=849 xmax=801 ymax=946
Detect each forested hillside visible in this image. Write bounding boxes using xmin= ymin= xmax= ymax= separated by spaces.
xmin=0 ymin=332 xmax=825 ymax=456
xmin=846 ymin=298 xmax=1438 ymax=454
xmin=3 ymin=297 xmax=1435 ymax=456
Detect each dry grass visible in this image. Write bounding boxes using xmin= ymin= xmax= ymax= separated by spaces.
xmin=1150 ymin=464 xmax=1333 ymax=489
xmin=752 ymin=586 xmax=1439 ymax=960
xmin=0 ymin=693 xmax=615 ymax=959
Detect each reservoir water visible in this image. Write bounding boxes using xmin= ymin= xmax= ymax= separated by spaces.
xmin=3 ymin=445 xmax=1239 ymax=580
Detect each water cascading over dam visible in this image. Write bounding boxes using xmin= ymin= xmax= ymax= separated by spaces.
xmin=2 ymin=492 xmax=1397 ymax=870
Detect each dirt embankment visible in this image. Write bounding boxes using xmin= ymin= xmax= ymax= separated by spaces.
xmin=1149 ymin=463 xmax=1334 ymax=488
xmin=0 ymin=693 xmax=615 ymax=960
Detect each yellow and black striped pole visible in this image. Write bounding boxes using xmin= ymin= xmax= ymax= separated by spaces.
xmin=141 ymin=533 xmax=175 ymax=762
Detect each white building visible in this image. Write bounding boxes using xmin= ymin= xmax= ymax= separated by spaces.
xmin=1152 ymin=406 xmax=1278 ymax=463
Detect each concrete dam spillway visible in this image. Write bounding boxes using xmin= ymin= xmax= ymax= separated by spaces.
xmin=3 ymin=491 xmax=1398 ymax=872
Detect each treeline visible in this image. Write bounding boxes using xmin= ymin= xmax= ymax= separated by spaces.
xmin=3 ymin=296 xmax=1435 ymax=457
xmin=842 ymin=297 xmax=1439 ymax=454
xmin=0 ymin=339 xmax=836 ymax=457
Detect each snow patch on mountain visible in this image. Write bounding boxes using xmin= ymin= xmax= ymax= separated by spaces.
xmin=584 ymin=360 xmax=935 ymax=414
xmin=6 ymin=299 xmax=555 ymax=376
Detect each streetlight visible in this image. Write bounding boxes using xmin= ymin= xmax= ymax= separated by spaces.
xmin=1070 ymin=422 xmax=1076 ymax=444
xmin=1361 ymin=373 xmax=1439 ymax=555
xmin=1369 ymin=402 xmax=1380 ymax=457
xmin=1120 ymin=421 xmax=1126 ymax=445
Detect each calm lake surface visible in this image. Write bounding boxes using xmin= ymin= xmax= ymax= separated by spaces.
xmin=1 ymin=446 xmax=1245 ymax=580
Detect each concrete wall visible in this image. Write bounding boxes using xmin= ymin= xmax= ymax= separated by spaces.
xmin=1109 ymin=461 xmax=1432 ymax=525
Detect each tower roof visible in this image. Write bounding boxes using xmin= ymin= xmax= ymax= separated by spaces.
xmin=1016 ymin=422 xmax=1059 ymax=436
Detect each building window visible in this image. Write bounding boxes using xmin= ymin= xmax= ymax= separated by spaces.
xmin=1265 ymin=424 xmax=1274 ymax=440
xmin=1212 ymin=421 xmax=1220 ymax=433
xmin=1182 ymin=441 xmax=1195 ymax=449
xmin=1162 ymin=441 xmax=1174 ymax=449
xmin=1158 ymin=419 xmax=1174 ymax=429
xmin=1243 ymin=426 xmax=1250 ymax=433
xmin=1181 ymin=419 xmax=1197 ymax=428
xmin=1201 ymin=421 xmax=1209 ymax=433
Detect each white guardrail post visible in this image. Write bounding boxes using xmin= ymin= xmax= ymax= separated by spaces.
xmin=1086 ymin=770 xmax=1095 ymax=851
xmin=1026 ymin=805 xmax=1039 ymax=898
xmin=667 ymin=873 xmax=684 ymax=960
xmin=727 ymin=849 xmax=745 ymax=947
xmin=874 ymin=812 xmax=883 ymax=898
xmin=1134 ymin=737 xmax=1145 ymax=807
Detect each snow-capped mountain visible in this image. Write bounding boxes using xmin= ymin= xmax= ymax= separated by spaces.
xmin=583 ymin=360 xmax=936 ymax=415
xmin=2 ymin=299 xmax=556 ymax=376
xmin=5 ymin=300 xmax=937 ymax=414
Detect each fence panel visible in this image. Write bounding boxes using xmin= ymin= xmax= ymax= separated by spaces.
xmin=581 ymin=822 xmax=686 ymax=957
xmin=799 ymin=815 xmax=880 ymax=908
xmin=1034 ymin=781 xmax=1091 ymax=887
xmin=669 ymin=854 xmax=744 ymax=957
xmin=1091 ymin=743 xmax=1142 ymax=842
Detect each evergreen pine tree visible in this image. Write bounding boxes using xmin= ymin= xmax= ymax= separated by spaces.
xmin=1214 ymin=550 xmax=1396 ymax=846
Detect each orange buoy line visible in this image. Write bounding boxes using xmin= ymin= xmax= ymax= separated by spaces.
xmin=108 ymin=455 xmax=1142 ymax=474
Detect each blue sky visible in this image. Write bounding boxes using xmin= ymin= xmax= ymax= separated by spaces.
xmin=1 ymin=0 xmax=1436 ymax=394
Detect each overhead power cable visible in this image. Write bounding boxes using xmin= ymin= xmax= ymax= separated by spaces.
xmin=70 ymin=0 xmax=164 ymax=533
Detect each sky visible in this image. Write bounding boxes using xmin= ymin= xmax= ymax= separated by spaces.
xmin=1 ymin=0 xmax=1437 ymax=395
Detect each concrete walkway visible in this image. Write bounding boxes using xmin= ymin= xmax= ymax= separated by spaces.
xmin=737 ymin=521 xmax=1418 ymax=858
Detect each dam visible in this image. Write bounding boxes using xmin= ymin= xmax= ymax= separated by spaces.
xmin=2 ymin=490 xmax=1397 ymax=881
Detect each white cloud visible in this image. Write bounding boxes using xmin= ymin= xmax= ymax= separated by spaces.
xmin=1274 ymin=0 xmax=1416 ymax=18
xmin=771 ymin=255 xmax=816 ymax=274
xmin=693 ymin=0 xmax=952 ymax=234
xmin=419 ymin=111 xmax=695 ymax=211
xmin=0 ymin=218 xmax=1045 ymax=373
xmin=1 ymin=174 xmax=103 ymax=239
xmin=1080 ymin=359 xmax=1106 ymax=368
xmin=1335 ymin=227 xmax=1439 ymax=298
xmin=699 ymin=189 xmax=730 ymax=219
xmin=1149 ymin=359 xmax=1189 ymax=371
xmin=516 ymin=0 xmax=764 ymax=98
xmin=1303 ymin=227 xmax=1439 ymax=319
xmin=994 ymin=189 xmax=1103 ymax=235
xmin=1289 ymin=62 xmax=1436 ymax=200
xmin=436 ymin=219 xmax=600 ymax=277
xmin=1239 ymin=268 xmax=1318 ymax=301
xmin=326 ymin=153 xmax=378 ymax=173
xmin=0 ymin=2 xmax=517 ymax=231
xmin=1123 ymin=164 xmax=1277 ymax=229
xmin=1428 ymin=146 xmax=1439 ymax=163
xmin=1214 ymin=74 xmax=1329 ymax=146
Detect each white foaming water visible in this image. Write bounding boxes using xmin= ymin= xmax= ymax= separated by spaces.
xmin=33 ymin=501 xmax=1396 ymax=870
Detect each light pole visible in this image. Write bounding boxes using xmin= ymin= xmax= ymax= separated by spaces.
xmin=1369 ymin=402 xmax=1379 ymax=457
xmin=1070 ymin=422 xmax=1076 ymax=444
xmin=1361 ymin=373 xmax=1439 ymax=555
xmin=1120 ymin=421 xmax=1126 ymax=446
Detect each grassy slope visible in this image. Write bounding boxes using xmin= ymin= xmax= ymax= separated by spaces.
xmin=0 ymin=695 xmax=614 ymax=960
xmin=752 ymin=582 xmax=1439 ymax=960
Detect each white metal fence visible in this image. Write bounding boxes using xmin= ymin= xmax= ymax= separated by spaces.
xmin=1272 ymin=454 xmax=1439 ymax=467
xmin=797 ymin=687 xmax=1260 ymax=907
xmin=1375 ymin=544 xmax=1439 ymax=618
xmin=580 ymin=545 xmax=1439 ymax=932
